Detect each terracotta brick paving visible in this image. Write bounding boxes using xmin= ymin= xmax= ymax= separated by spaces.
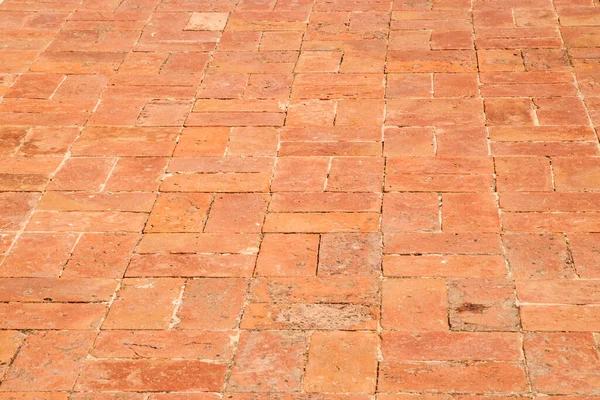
xmin=1 ymin=0 xmax=600 ymax=397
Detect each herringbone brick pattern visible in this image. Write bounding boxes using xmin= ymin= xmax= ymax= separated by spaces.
xmin=1 ymin=0 xmax=600 ymax=397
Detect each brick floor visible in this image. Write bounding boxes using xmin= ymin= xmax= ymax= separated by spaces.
xmin=1 ymin=0 xmax=600 ymax=397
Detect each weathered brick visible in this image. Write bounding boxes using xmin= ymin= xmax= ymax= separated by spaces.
xmin=448 ymin=278 xmax=520 ymax=332
xmin=241 ymin=303 xmax=379 ymax=330
xmin=318 ymin=233 xmax=382 ymax=276
xmin=382 ymin=331 xmax=521 ymax=361
xmin=255 ymin=234 xmax=319 ymax=276
xmin=76 ymin=360 xmax=227 ymax=392
xmin=0 ymin=233 xmax=77 ymax=277
xmin=379 ymin=361 xmax=528 ymax=392
xmin=524 ymin=333 xmax=600 ymax=394
xmin=228 ymin=331 xmax=308 ymax=392
xmin=127 ymin=254 xmax=256 ymax=277
xmin=382 ymin=278 xmax=448 ymax=331
xmin=249 ymin=276 xmax=378 ymax=304
xmin=503 ymin=234 xmax=572 ymax=279
xmin=442 ymin=193 xmax=501 ymax=232
xmin=145 ymin=193 xmax=212 ymax=233
xmin=64 ymin=233 xmax=140 ymax=278
xmin=176 ymin=278 xmax=247 ymax=329
xmin=92 ymin=330 xmax=235 ymax=361
xmin=0 ymin=278 xmax=117 ymax=302
xmin=384 ymin=255 xmax=506 ymax=278
xmin=103 ymin=278 xmax=184 ymax=329
xmin=263 ymin=213 xmax=379 ymax=233
xmin=1 ymin=331 xmax=95 ymax=391
xmin=304 ymin=332 xmax=378 ymax=393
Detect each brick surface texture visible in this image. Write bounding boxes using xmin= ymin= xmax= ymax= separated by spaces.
xmin=1 ymin=0 xmax=600 ymax=397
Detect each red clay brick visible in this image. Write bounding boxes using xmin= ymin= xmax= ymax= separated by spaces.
xmin=0 ymin=278 xmax=117 ymax=302
xmin=286 ymin=100 xmax=336 ymax=126
xmin=517 ymin=280 xmax=600 ymax=305
xmin=137 ymin=233 xmax=260 ymax=254
xmin=382 ymin=331 xmax=521 ymax=361
xmin=177 ymin=278 xmax=247 ymax=329
xmin=382 ymin=278 xmax=448 ymax=331
xmin=502 ymin=212 xmax=600 ymax=233
xmin=162 ymin=172 xmax=272 ymax=192
xmin=73 ymin=127 xmax=178 ymax=157
xmin=0 ymin=330 xmax=25 ymax=366
xmin=478 ymin=50 xmax=524 ymax=72
xmin=103 ymin=278 xmax=184 ymax=330
xmin=434 ymin=73 xmax=478 ymax=98
xmin=1 ymin=331 xmax=95 ymax=391
xmin=503 ymin=233 xmax=572 ymax=279
xmin=279 ymin=141 xmax=381 ymax=157
xmin=204 ymin=193 xmax=269 ymax=233
xmin=174 ymin=127 xmax=229 ymax=157
xmin=0 ymin=303 xmax=107 ymax=329
xmin=384 ymin=232 xmax=502 ymax=255
xmin=569 ymin=233 xmax=600 ymax=278
xmin=38 ymin=192 xmax=155 ymax=212
xmin=485 ymin=97 xmax=535 ymax=126
xmin=26 ymin=211 xmax=148 ymax=232
xmin=387 ymin=50 xmax=477 ymax=73
xmin=500 ymin=193 xmax=600 ymax=212
xmin=105 ymin=157 xmax=167 ymax=191
xmin=48 ymin=157 xmax=116 ymax=191
xmin=5 ymin=73 xmax=64 ymax=99
xmin=326 ymin=157 xmax=384 ymax=192
xmin=271 ymin=156 xmax=329 ymax=192
xmin=64 ymin=233 xmax=140 ymax=278
xmin=127 ymin=253 xmax=256 ymax=278
xmin=2 ymin=0 xmax=599 ymax=393
xmin=76 ymin=360 xmax=227 ymax=392
xmin=448 ymin=278 xmax=520 ymax=332
xmin=524 ymin=333 xmax=600 ymax=394
xmin=521 ymin=305 xmax=600 ymax=332
xmin=495 ymin=156 xmax=553 ymax=192
xmin=383 ymin=193 xmax=439 ymax=233
xmin=241 ymin=303 xmax=379 ymax=330
xmin=255 ymin=233 xmax=319 ymax=276
xmin=335 ymin=99 xmax=384 ymax=126
xmin=318 ymin=233 xmax=382 ymax=276
xmin=480 ymin=72 xmax=576 ymax=97
xmin=296 ymin=51 xmax=342 ymax=72
xmin=442 ymin=193 xmax=500 ymax=233
xmin=387 ymin=98 xmax=484 ymax=126
xmin=552 ymin=157 xmax=600 ymax=192
xmin=384 ymin=127 xmax=435 ymax=156
xmin=92 ymin=330 xmax=235 ymax=361
xmin=228 ymin=127 xmax=279 ymax=156
xmin=249 ymin=276 xmax=378 ymax=304
xmin=18 ymin=127 xmax=80 ymax=157
xmin=304 ymin=331 xmax=378 ymax=394
xmin=384 ymin=255 xmax=506 ymax=278
xmin=534 ymin=97 xmax=589 ymax=126
xmin=379 ymin=361 xmax=528 ymax=392
xmin=0 ymin=233 xmax=77 ymax=277
xmin=0 ymin=192 xmax=40 ymax=231
xmin=263 ymin=212 xmax=379 ymax=233
xmin=436 ymin=127 xmax=489 ymax=157
xmin=270 ymin=192 xmax=381 ymax=212
xmin=489 ymin=126 xmax=596 ymax=142
xmin=385 ymin=157 xmax=494 ymax=192
xmin=168 ymin=157 xmax=275 ymax=174
xmin=146 ymin=193 xmax=212 ymax=233
xmin=245 ymin=74 xmax=292 ymax=100
xmin=228 ymin=331 xmax=308 ymax=392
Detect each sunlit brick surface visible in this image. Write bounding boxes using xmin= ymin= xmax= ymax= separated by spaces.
xmin=1 ymin=0 xmax=600 ymax=397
